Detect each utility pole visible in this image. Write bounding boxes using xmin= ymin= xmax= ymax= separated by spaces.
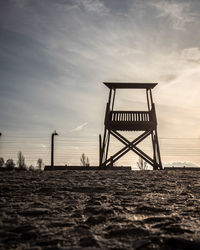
xmin=51 ymin=130 xmax=58 ymax=169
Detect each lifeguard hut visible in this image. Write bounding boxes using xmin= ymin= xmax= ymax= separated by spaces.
xmin=99 ymin=82 xmax=162 ymax=170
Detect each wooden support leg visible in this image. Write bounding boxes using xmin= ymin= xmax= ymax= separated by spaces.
xmin=151 ymin=131 xmax=158 ymax=170
xmin=105 ymin=131 xmax=110 ymax=161
xmin=154 ymin=130 xmax=162 ymax=169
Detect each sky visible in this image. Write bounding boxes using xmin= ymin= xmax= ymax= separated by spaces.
xmin=1 ymin=0 xmax=200 ymax=168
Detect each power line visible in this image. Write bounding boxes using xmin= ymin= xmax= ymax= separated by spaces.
xmin=160 ymin=137 xmax=200 ymax=140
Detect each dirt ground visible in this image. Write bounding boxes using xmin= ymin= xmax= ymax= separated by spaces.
xmin=1 ymin=170 xmax=200 ymax=249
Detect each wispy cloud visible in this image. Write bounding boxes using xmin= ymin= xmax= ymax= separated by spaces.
xmin=71 ymin=122 xmax=88 ymax=132
xmin=151 ymin=1 xmax=195 ymax=30
xmin=78 ymin=0 xmax=109 ymax=16
xmin=70 ymin=146 xmax=79 ymax=150
xmin=181 ymin=47 xmax=200 ymax=63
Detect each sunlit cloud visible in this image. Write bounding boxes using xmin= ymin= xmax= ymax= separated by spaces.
xmin=151 ymin=1 xmax=195 ymax=30
xmin=71 ymin=123 xmax=88 ymax=132
xmin=181 ymin=47 xmax=200 ymax=63
xmin=70 ymin=146 xmax=79 ymax=150
xmin=78 ymin=0 xmax=109 ymax=15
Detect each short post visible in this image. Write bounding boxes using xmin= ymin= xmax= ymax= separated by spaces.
xmin=51 ymin=130 xmax=58 ymax=169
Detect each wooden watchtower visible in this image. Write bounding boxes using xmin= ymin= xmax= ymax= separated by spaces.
xmin=99 ymin=82 xmax=162 ymax=170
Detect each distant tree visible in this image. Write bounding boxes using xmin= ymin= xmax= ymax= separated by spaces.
xmin=29 ymin=165 xmax=35 ymax=171
xmin=113 ymin=161 xmax=118 ymax=167
xmin=5 ymin=159 xmax=15 ymax=170
xmin=37 ymin=158 xmax=43 ymax=170
xmin=137 ymin=157 xmax=148 ymax=170
xmin=86 ymin=157 xmax=90 ymax=166
xmin=17 ymin=151 xmax=26 ymax=170
xmin=0 ymin=157 xmax=4 ymax=168
xmin=80 ymin=153 xmax=90 ymax=167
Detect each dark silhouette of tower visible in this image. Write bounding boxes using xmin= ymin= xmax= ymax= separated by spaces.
xmin=99 ymin=82 xmax=162 ymax=170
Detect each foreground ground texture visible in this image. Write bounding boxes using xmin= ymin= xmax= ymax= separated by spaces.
xmin=1 ymin=170 xmax=200 ymax=249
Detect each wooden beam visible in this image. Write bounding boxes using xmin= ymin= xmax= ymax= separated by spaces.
xmin=102 ymin=130 xmax=152 ymax=167
xmin=112 ymin=131 xmax=154 ymax=164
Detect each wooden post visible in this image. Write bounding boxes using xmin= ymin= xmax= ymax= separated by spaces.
xmin=51 ymin=131 xmax=58 ymax=169
xmin=99 ymin=134 xmax=102 ymax=166
xmin=101 ymin=88 xmax=113 ymax=166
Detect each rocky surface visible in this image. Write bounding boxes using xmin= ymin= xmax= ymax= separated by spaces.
xmin=1 ymin=170 xmax=200 ymax=249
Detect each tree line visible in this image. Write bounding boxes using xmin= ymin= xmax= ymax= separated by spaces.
xmin=0 ymin=151 xmax=148 ymax=170
xmin=0 ymin=152 xmax=91 ymax=171
xmin=0 ymin=151 xmax=44 ymax=171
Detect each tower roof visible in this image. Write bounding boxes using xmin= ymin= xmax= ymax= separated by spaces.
xmin=103 ymin=82 xmax=157 ymax=89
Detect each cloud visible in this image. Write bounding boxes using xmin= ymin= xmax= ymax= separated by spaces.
xmin=78 ymin=0 xmax=109 ymax=15
xmin=181 ymin=47 xmax=200 ymax=63
xmin=151 ymin=1 xmax=195 ymax=30
xmin=70 ymin=146 xmax=79 ymax=150
xmin=164 ymin=162 xmax=199 ymax=168
xmin=71 ymin=122 xmax=88 ymax=132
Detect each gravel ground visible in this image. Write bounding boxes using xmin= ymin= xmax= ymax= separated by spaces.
xmin=1 ymin=170 xmax=200 ymax=249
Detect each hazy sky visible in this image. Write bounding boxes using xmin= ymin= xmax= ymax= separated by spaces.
xmin=1 ymin=0 xmax=200 ymax=167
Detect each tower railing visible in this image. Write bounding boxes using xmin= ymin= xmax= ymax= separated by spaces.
xmin=110 ymin=111 xmax=151 ymax=122
xmin=104 ymin=105 xmax=157 ymax=131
